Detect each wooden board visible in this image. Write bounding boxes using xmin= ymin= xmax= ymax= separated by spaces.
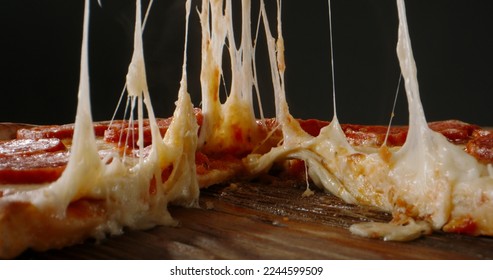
xmin=18 ymin=179 xmax=493 ymax=260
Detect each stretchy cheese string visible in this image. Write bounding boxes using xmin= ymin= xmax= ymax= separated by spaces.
xmin=107 ymin=0 xmax=157 ymax=163
xmin=109 ymin=0 xmax=155 ymax=128
xmin=198 ymin=0 xmax=260 ymax=155
xmin=350 ymin=0 xmax=493 ymax=239
xmin=244 ymin=0 xmax=493 ymax=240
xmin=41 ymin=0 xmax=103 ymax=212
xmin=25 ymin=0 xmax=197 ymax=232
xmin=382 ymin=74 xmax=402 ymax=147
xmin=327 ymin=0 xmax=337 ymax=119
xmin=159 ymin=0 xmax=199 ymax=206
xmin=126 ymin=0 xmax=163 ymax=164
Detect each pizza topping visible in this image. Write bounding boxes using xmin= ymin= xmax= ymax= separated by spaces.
xmin=466 ymin=132 xmax=493 ymax=164
xmin=342 ymin=124 xmax=408 ymax=147
xmin=16 ymin=123 xmax=109 ymax=140
xmin=428 ymin=120 xmax=480 ymax=144
xmin=11 ymin=117 xmax=482 ymax=153
xmin=297 ymin=119 xmax=331 ymax=137
xmin=0 ymin=138 xmax=66 ymax=157
xmin=103 ymin=118 xmax=172 ymax=148
xmin=4 ymin=117 xmax=491 ymax=186
xmin=0 ymin=151 xmax=68 ymax=184
xmin=0 ymin=139 xmax=68 ymax=185
xmin=299 ymin=119 xmax=478 ymax=148
xmin=103 ymin=109 xmax=202 ymax=149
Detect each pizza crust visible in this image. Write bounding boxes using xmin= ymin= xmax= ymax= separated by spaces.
xmin=0 ymin=199 xmax=105 ymax=259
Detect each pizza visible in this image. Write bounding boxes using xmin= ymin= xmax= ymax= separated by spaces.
xmin=1 ymin=0 xmax=492 ymax=259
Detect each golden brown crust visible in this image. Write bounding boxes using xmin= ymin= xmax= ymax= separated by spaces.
xmin=0 ymin=199 xmax=106 ymax=259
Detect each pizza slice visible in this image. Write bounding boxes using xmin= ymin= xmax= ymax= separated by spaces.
xmin=244 ymin=0 xmax=493 ymax=241
xmin=1 ymin=0 xmax=492 ymax=259
xmin=0 ymin=0 xmax=198 ymax=259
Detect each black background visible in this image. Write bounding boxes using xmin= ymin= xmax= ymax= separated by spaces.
xmin=1 ymin=0 xmax=492 ymax=125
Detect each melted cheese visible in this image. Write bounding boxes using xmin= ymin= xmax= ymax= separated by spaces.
xmin=35 ymin=0 xmax=104 ymax=212
xmin=59 ymin=0 xmax=493 ymax=241
xmin=246 ymin=0 xmax=493 ymax=240
xmin=198 ymin=0 xmax=259 ymax=155
xmin=2 ymin=0 xmax=493 ymax=254
xmin=348 ymin=0 xmax=493 ymax=239
xmin=3 ymin=0 xmax=198 ymax=240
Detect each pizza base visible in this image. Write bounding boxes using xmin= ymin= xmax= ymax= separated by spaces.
xmin=0 ymin=199 xmax=105 ymax=259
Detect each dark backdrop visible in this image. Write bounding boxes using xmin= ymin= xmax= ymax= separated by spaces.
xmin=1 ymin=0 xmax=492 ymax=125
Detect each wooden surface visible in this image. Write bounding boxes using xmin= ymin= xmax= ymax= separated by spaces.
xmin=18 ymin=179 xmax=493 ymax=260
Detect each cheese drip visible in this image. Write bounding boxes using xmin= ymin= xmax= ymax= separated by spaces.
xmin=348 ymin=0 xmax=493 ymax=239
xmin=32 ymin=0 xmax=104 ymax=212
xmin=126 ymin=0 xmax=160 ymax=160
xmin=159 ymin=0 xmax=199 ymax=207
xmin=198 ymin=0 xmax=260 ymax=155
xmin=245 ymin=0 xmax=359 ymax=205
xmin=4 ymin=0 xmax=199 ymax=239
xmin=245 ymin=0 xmax=493 ymax=240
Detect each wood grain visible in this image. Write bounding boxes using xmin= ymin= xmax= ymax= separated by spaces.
xmin=18 ymin=179 xmax=493 ymax=260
